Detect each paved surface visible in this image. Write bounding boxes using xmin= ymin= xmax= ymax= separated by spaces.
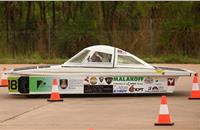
xmin=0 ymin=64 xmax=199 ymax=130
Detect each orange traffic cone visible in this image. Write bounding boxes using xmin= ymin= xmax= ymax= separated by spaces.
xmin=47 ymin=79 xmax=63 ymax=102
xmin=188 ymin=73 xmax=200 ymax=99
xmin=88 ymin=128 xmax=94 ymax=130
xmin=0 ymin=67 xmax=8 ymax=87
xmin=155 ymin=95 xmax=174 ymax=126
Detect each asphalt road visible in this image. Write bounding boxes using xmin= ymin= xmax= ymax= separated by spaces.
xmin=0 ymin=64 xmax=199 ymax=130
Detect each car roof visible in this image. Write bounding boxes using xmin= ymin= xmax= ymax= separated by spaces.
xmin=86 ymin=45 xmax=114 ymax=54
xmin=62 ymin=45 xmax=154 ymax=69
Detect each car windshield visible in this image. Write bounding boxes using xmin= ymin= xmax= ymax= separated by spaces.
xmin=69 ymin=50 xmax=90 ymax=63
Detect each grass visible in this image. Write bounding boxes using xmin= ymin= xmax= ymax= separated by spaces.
xmin=0 ymin=55 xmax=200 ymax=64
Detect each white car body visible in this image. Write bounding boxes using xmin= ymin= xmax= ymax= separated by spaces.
xmin=7 ymin=45 xmax=194 ymax=95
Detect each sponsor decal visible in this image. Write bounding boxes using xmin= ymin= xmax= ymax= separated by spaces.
xmin=167 ymin=78 xmax=175 ymax=86
xmin=105 ymin=77 xmax=113 ymax=85
xmin=155 ymin=79 xmax=159 ymax=82
xmin=113 ymin=76 xmax=144 ymax=82
xmin=114 ymin=82 xmax=127 ymax=85
xmin=90 ymin=76 xmax=97 ymax=85
xmin=144 ymin=77 xmax=153 ymax=84
xmin=60 ymin=79 xmax=68 ymax=89
xmin=113 ymin=86 xmax=128 ymax=93
xmin=37 ymin=80 xmax=47 ymax=89
xmin=154 ymin=78 xmax=166 ymax=86
xmin=147 ymin=86 xmax=152 ymax=91
xmin=84 ymin=76 xmax=89 ymax=84
xmin=157 ymin=86 xmax=167 ymax=92
xmin=128 ymin=82 xmax=135 ymax=86
xmin=84 ymin=85 xmax=113 ymax=94
xmin=30 ymin=77 xmax=52 ymax=92
xmin=128 ymin=84 xmax=144 ymax=92
xmin=57 ymin=79 xmax=84 ymax=93
xmin=68 ymin=79 xmax=83 ymax=90
xmin=145 ymin=86 xmax=166 ymax=93
xmin=136 ymin=83 xmax=143 ymax=85
xmin=84 ymin=76 xmax=113 ymax=85
xmin=99 ymin=76 xmax=104 ymax=83
xmin=129 ymin=86 xmax=134 ymax=92
xmin=152 ymin=86 xmax=159 ymax=92
xmin=134 ymin=88 xmax=144 ymax=92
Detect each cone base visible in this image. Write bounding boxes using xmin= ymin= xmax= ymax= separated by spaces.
xmin=47 ymin=99 xmax=64 ymax=102
xmin=188 ymin=97 xmax=200 ymax=100
xmin=154 ymin=122 xmax=174 ymax=126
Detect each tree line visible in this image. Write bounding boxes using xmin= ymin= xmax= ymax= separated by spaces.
xmin=0 ymin=1 xmax=199 ymax=60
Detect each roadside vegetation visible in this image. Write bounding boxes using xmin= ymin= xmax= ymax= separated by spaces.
xmin=0 ymin=1 xmax=199 ymax=64
xmin=0 ymin=55 xmax=200 ymax=64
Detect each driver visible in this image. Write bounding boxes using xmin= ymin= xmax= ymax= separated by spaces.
xmin=91 ymin=52 xmax=102 ymax=62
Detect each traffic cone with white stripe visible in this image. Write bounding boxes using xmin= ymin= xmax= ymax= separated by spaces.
xmin=155 ymin=95 xmax=174 ymax=126
xmin=0 ymin=67 xmax=8 ymax=87
xmin=47 ymin=79 xmax=63 ymax=102
xmin=188 ymin=73 xmax=200 ymax=99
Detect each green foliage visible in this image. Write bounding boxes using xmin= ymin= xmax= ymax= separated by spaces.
xmin=0 ymin=1 xmax=199 ymax=63
xmin=158 ymin=2 xmax=200 ymax=57
xmin=54 ymin=13 xmax=99 ymax=57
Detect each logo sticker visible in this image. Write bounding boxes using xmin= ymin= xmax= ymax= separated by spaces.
xmin=128 ymin=82 xmax=144 ymax=92
xmin=167 ymin=78 xmax=175 ymax=86
xmin=129 ymin=86 xmax=134 ymax=92
xmin=99 ymin=77 xmax=104 ymax=83
xmin=113 ymin=76 xmax=144 ymax=82
xmin=152 ymin=86 xmax=159 ymax=92
xmin=105 ymin=77 xmax=113 ymax=85
xmin=90 ymin=76 xmax=97 ymax=85
xmin=144 ymin=77 xmax=154 ymax=84
xmin=60 ymin=79 xmax=68 ymax=89
xmin=84 ymin=76 xmax=89 ymax=84
xmin=113 ymin=86 xmax=128 ymax=93
xmin=37 ymin=80 xmax=46 ymax=89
